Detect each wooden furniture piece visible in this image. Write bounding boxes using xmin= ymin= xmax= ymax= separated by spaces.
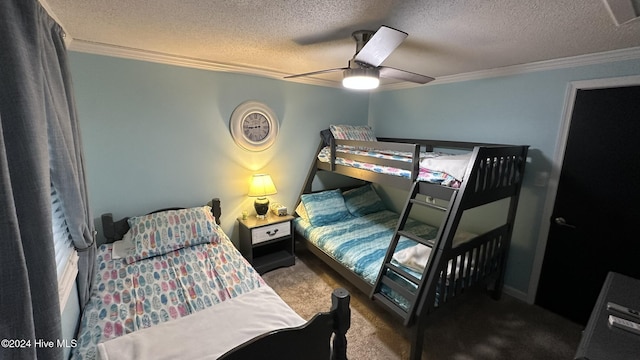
xmin=575 ymin=272 xmax=640 ymax=360
xmin=237 ymin=214 xmax=295 ymax=274
xmin=297 ymin=132 xmax=529 ymax=360
xmin=87 ymin=200 xmax=350 ymax=360
xmin=220 ymin=287 xmax=350 ymax=360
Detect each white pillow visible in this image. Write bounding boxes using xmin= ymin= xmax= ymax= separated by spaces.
xmin=295 ymin=202 xmax=308 ymax=220
xmin=112 ymin=231 xmax=133 ymax=259
xmin=420 ymin=152 xmax=472 ymax=181
xmin=393 ymin=231 xmax=477 ymax=272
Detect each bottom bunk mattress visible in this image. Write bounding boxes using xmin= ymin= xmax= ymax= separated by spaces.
xmin=294 ymin=209 xmax=439 ymax=286
xmin=72 ymin=223 xmax=302 ymax=360
xmin=295 ymin=185 xmax=483 ymax=311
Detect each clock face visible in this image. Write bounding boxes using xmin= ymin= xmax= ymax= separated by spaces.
xmin=242 ymin=112 xmax=270 ymax=142
xmin=229 ymin=101 xmax=279 ymax=151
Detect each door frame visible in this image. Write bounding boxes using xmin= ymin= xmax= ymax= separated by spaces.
xmin=527 ymin=74 xmax=640 ymax=304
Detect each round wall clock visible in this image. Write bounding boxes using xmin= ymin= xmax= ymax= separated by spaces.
xmin=229 ymin=101 xmax=279 ymax=151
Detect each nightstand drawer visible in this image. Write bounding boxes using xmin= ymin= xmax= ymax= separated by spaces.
xmin=251 ymin=222 xmax=290 ymax=245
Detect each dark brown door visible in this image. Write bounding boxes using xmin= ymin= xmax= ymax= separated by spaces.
xmin=536 ymin=85 xmax=640 ymax=325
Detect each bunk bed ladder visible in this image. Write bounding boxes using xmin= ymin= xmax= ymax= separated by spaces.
xmin=371 ymin=181 xmax=450 ymax=326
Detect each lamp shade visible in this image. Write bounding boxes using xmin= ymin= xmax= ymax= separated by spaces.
xmin=248 ymin=174 xmax=277 ymax=197
xmin=342 ymin=68 xmax=380 ymax=90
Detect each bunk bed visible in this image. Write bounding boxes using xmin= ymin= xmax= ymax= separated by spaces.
xmin=296 ymin=126 xmax=529 ymax=360
xmin=72 ymin=199 xmax=350 ymax=360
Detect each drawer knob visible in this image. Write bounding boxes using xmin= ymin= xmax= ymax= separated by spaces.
xmin=266 ymin=229 xmax=279 ymax=236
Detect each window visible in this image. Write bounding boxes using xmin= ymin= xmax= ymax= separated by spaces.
xmin=51 ymin=184 xmax=79 ymax=311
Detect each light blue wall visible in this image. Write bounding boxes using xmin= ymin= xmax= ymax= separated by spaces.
xmin=69 ymin=53 xmax=370 ymax=244
xmin=369 ymin=58 xmax=640 ymax=293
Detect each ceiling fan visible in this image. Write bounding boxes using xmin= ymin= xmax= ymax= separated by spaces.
xmin=285 ymin=25 xmax=435 ymax=90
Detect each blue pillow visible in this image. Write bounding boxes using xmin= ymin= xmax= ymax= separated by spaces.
xmin=300 ymin=189 xmax=352 ymax=227
xmin=343 ymin=184 xmax=387 ymax=216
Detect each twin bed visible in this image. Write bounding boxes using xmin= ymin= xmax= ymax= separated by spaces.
xmin=72 ymin=201 xmax=349 ymax=360
xmin=296 ymin=125 xmax=529 ymax=360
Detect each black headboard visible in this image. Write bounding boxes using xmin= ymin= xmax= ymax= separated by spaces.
xmin=101 ymin=198 xmax=222 ymax=243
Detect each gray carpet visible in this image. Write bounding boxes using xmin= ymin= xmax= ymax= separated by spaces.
xmin=261 ymin=249 xmax=584 ymax=360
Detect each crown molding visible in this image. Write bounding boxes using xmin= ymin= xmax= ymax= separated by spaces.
xmin=429 ymin=46 xmax=640 ymax=86
xmin=68 ymin=37 xmax=640 ymax=90
xmin=68 ymin=39 xmax=341 ymax=88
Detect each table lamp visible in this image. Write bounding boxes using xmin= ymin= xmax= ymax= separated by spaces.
xmin=248 ymin=174 xmax=277 ymax=219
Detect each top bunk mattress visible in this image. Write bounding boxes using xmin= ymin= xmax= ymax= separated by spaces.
xmin=318 ymin=124 xmax=473 ymax=187
xmin=318 ymin=145 xmax=471 ymax=187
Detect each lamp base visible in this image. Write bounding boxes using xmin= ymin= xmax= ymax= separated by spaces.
xmin=254 ymin=197 xmax=270 ymax=219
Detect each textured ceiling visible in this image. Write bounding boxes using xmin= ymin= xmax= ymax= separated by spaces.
xmin=44 ymin=0 xmax=640 ymax=88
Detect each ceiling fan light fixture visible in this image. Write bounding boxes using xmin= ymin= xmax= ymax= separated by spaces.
xmin=342 ymin=68 xmax=380 ymax=90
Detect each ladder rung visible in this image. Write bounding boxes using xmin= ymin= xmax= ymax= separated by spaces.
xmin=372 ymin=293 xmax=409 ymax=320
xmin=385 ymin=262 xmax=420 ymax=286
xmin=410 ymin=198 xmax=448 ymax=211
xmin=398 ymin=230 xmax=434 ymax=247
xmin=380 ymin=275 xmax=417 ymax=304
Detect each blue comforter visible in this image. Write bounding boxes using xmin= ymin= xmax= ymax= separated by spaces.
xmin=294 ymin=210 xmax=438 ymax=285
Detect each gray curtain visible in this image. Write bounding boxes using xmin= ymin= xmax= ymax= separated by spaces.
xmin=0 ymin=1 xmax=96 ymax=359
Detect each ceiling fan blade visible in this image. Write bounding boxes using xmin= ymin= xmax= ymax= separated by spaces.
xmin=284 ymin=67 xmax=347 ymax=79
xmin=379 ymin=66 xmax=435 ymax=84
xmin=354 ymin=26 xmax=407 ymax=67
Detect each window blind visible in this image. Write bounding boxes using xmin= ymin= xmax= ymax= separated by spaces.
xmin=51 ymin=184 xmax=79 ymax=311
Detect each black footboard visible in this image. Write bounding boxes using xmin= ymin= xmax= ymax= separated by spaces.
xmin=219 ymin=288 xmax=351 ymax=360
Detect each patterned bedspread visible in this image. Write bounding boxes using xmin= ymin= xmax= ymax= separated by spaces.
xmin=294 ymin=210 xmax=438 ymax=285
xmin=72 ymin=233 xmax=265 ymax=360
xmin=317 ymin=146 xmax=464 ymax=187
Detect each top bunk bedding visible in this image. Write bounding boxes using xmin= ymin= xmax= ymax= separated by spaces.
xmin=318 ymin=145 xmax=470 ymax=187
xmin=316 ymin=125 xmax=526 ymax=193
xmin=72 ymin=206 xmax=305 ymax=360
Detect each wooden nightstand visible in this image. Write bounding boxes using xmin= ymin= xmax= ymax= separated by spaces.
xmin=237 ymin=214 xmax=295 ymax=274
